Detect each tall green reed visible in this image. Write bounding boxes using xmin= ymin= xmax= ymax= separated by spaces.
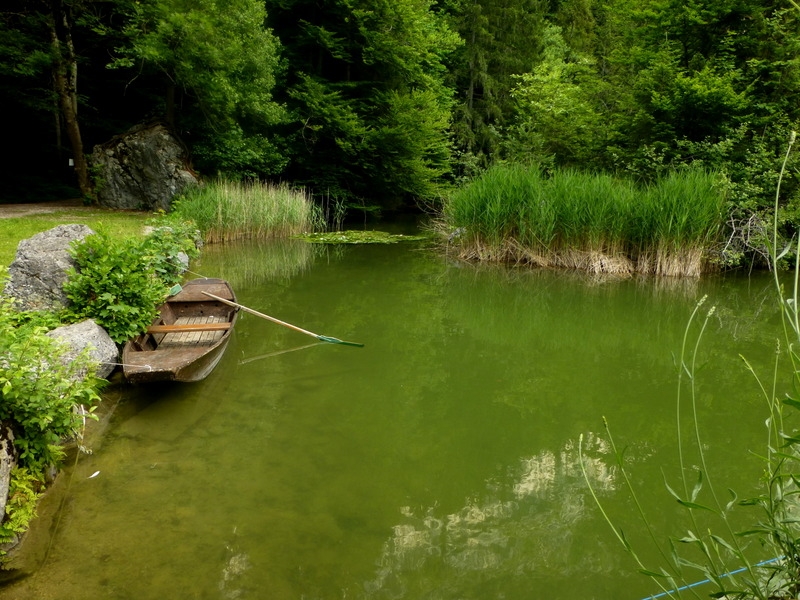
xmin=172 ymin=179 xmax=321 ymax=243
xmin=443 ymin=164 xmax=725 ymax=276
xmin=580 ymin=132 xmax=800 ymax=599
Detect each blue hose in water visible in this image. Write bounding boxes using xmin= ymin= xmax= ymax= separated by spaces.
xmin=642 ymin=557 xmax=785 ymax=600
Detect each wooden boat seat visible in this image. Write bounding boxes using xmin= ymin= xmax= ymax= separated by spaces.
xmin=153 ymin=316 xmax=230 ymax=348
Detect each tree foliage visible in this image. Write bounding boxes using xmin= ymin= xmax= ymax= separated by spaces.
xmin=2 ymin=0 xmax=800 ymax=226
xmin=266 ymin=0 xmax=460 ymax=210
xmin=443 ymin=0 xmax=547 ymax=178
xmin=110 ymin=0 xmax=288 ymax=178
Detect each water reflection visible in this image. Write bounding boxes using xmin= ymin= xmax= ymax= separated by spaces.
xmin=219 ymin=527 xmax=252 ymax=599
xmin=365 ymin=433 xmax=618 ymax=598
xmin=195 ymin=238 xmax=318 ymax=286
xmin=0 ymin=241 xmax=784 ymax=600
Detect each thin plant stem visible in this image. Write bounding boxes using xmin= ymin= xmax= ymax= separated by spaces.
xmin=581 ymin=424 xmax=703 ymax=598
xmin=676 ymin=296 xmax=707 ymax=505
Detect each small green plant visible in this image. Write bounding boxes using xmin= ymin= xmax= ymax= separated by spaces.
xmin=0 ymin=296 xmax=101 ymax=477
xmin=0 ymin=468 xmax=43 ymax=548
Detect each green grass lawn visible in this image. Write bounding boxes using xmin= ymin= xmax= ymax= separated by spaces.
xmin=0 ymin=209 xmax=154 ymax=268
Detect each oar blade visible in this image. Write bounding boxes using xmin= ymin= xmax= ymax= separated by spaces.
xmin=316 ymin=335 xmax=365 ymax=347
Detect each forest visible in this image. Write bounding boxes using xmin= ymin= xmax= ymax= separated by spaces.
xmin=2 ymin=1 xmax=800 ymax=236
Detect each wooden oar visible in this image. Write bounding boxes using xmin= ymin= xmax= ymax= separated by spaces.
xmin=202 ymin=291 xmax=364 ymax=347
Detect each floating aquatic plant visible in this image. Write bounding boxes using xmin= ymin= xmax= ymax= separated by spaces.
xmin=297 ymin=230 xmax=429 ymax=244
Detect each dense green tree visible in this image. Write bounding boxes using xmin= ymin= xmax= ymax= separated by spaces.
xmin=551 ymin=0 xmax=597 ymax=52
xmin=442 ymin=0 xmax=546 ymax=178
xmin=598 ymin=0 xmax=800 ymax=153
xmin=109 ymin=0 xmax=288 ymax=178
xmin=266 ymin=0 xmax=460 ymax=211
xmin=503 ymin=24 xmax=607 ymax=168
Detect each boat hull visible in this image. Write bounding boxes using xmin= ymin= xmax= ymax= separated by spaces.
xmin=122 ymin=278 xmax=238 ymax=383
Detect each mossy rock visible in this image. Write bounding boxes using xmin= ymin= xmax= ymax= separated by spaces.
xmin=297 ymin=230 xmax=429 ymax=244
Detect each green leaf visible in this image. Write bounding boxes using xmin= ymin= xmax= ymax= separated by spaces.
xmin=783 ymin=396 xmax=800 ymax=411
xmin=691 ymin=469 xmax=703 ymax=502
xmin=677 ymin=499 xmax=713 ymax=511
xmin=638 ymin=569 xmax=666 ymax=578
xmin=709 ymin=535 xmax=735 ymax=553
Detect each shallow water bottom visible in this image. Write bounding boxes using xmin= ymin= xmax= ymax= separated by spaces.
xmin=1 ymin=239 xmax=786 ymax=599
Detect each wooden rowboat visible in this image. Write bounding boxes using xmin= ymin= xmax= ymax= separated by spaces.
xmin=122 ymin=278 xmax=239 ymax=383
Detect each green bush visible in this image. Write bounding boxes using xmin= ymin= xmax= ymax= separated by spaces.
xmin=63 ymin=223 xmax=199 ymax=343
xmin=140 ymin=218 xmax=202 ymax=287
xmin=63 ymin=232 xmax=168 ymax=344
xmin=0 ymin=296 xmax=101 ymax=476
xmin=0 ymin=468 xmax=42 ymax=547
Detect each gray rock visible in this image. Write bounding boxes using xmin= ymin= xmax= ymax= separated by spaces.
xmin=0 ymin=423 xmax=16 ymax=524
xmin=3 ymin=224 xmax=95 ymax=311
xmin=47 ymin=319 xmax=119 ymax=379
xmin=91 ymin=122 xmax=199 ymax=211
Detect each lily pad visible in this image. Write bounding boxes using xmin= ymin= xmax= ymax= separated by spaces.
xmin=297 ymin=230 xmax=429 ymax=244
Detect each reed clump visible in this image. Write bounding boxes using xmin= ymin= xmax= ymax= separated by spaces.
xmin=443 ymin=164 xmax=726 ymax=277
xmin=173 ymin=180 xmax=320 ymax=243
xmin=579 ymin=133 xmax=800 ymax=599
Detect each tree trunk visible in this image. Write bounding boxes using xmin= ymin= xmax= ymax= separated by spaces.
xmin=49 ymin=0 xmax=91 ymax=197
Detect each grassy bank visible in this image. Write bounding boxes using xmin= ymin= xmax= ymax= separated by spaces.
xmin=1 ymin=181 xmax=320 ymax=266
xmin=0 ymin=208 xmax=151 ymax=268
xmin=172 ymin=180 xmax=319 ymax=243
xmin=442 ymin=165 xmax=726 ymax=276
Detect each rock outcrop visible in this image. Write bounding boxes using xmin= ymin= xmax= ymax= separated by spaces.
xmin=0 ymin=423 xmax=16 ymax=525
xmin=46 ymin=319 xmax=119 ymax=379
xmin=3 ymin=224 xmax=95 ymax=311
xmin=91 ymin=122 xmax=199 ymax=211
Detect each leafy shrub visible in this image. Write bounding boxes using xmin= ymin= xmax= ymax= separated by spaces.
xmin=0 ymin=468 xmax=42 ymax=547
xmin=63 ymin=223 xmax=199 ymax=343
xmin=0 ymin=296 xmax=100 ymax=476
xmin=63 ymin=232 xmax=168 ymax=343
xmin=141 ymin=218 xmax=201 ymax=287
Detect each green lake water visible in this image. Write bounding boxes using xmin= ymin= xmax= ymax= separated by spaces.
xmin=0 ymin=238 xmax=789 ymax=600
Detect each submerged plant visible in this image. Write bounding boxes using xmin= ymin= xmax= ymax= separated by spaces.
xmin=580 ymin=132 xmax=800 ymax=598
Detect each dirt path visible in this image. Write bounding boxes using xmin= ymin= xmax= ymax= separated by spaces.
xmin=0 ymin=200 xmax=93 ymax=219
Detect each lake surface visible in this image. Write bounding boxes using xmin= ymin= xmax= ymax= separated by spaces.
xmin=0 ymin=238 xmax=788 ymax=599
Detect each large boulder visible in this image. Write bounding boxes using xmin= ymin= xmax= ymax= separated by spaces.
xmin=3 ymin=224 xmax=95 ymax=311
xmin=47 ymin=319 xmax=119 ymax=379
xmin=91 ymin=122 xmax=199 ymax=211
